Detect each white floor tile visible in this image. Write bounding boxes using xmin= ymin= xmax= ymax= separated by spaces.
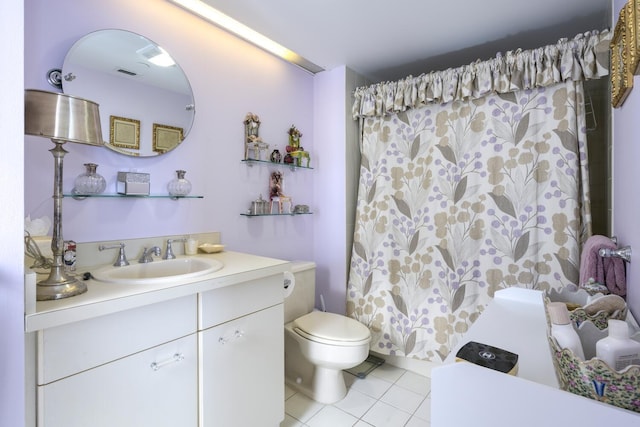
xmin=395 ymin=371 xmax=431 ymax=396
xmin=285 ymin=384 xmax=297 ymax=400
xmin=413 ymin=396 xmax=431 ymax=421
xmin=306 ymin=406 xmax=359 ymax=427
xmin=344 ymin=372 xmax=357 ymax=388
xmin=281 ymin=413 xmax=306 ymax=427
xmin=285 ymin=392 xmax=325 ymax=423
xmin=369 ymin=364 xmax=406 ymax=383
xmin=405 ymin=415 xmax=431 ymax=427
xmin=284 ymin=363 xmax=431 ymax=427
xmin=380 ymin=384 xmax=424 ymax=414
xmin=349 ymin=375 xmax=394 ymax=399
xmin=333 ymin=388 xmax=377 ymax=418
xmin=361 ymin=400 xmax=412 ymax=427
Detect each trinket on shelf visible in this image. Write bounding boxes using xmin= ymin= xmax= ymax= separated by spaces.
xmin=244 ymin=112 xmax=269 ymax=160
xmin=286 ymin=124 xmax=310 ymax=167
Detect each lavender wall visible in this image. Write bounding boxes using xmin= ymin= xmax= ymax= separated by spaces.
xmin=613 ymin=0 xmax=640 ymax=320
xmin=24 ymin=0 xmax=315 ymax=262
xmin=312 ymin=66 xmax=367 ymax=314
xmin=1 ymin=3 xmax=25 ymax=426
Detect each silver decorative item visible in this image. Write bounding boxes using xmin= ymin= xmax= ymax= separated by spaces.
xmin=167 ymin=169 xmax=192 ymax=197
xmin=73 ymin=163 xmax=106 ymax=195
xmin=25 ymin=89 xmax=103 ymax=300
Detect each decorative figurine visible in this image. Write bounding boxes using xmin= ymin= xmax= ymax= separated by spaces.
xmin=268 ymin=171 xmax=292 ymax=214
xmin=286 ymin=124 xmax=310 ymax=167
xmin=283 ymin=153 xmax=294 ymax=164
xmin=244 ymin=113 xmax=269 ymax=160
xmin=270 ymin=149 xmax=282 ymax=163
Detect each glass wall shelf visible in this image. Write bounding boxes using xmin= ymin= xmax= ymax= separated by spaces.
xmin=240 ymin=212 xmax=313 ymax=217
xmin=241 ymin=159 xmax=313 ymax=170
xmin=64 ymin=193 xmax=203 ymax=200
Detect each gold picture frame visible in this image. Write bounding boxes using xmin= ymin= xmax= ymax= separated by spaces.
xmin=611 ymin=2 xmax=635 ymax=108
xmin=153 ymin=123 xmax=184 ymax=154
xmin=109 ymin=116 xmax=140 ymax=149
xmin=633 ymin=0 xmax=640 ymax=74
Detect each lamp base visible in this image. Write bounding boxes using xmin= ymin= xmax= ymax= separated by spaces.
xmin=36 ymin=270 xmax=87 ymax=300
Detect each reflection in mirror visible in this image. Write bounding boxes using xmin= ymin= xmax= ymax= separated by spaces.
xmin=62 ymin=29 xmax=195 ymax=157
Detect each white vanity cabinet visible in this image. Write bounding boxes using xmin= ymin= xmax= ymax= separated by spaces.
xmin=36 ymin=295 xmax=198 ymax=427
xmin=199 ymin=274 xmax=284 ymax=427
xmin=28 ymin=249 xmax=290 ymax=427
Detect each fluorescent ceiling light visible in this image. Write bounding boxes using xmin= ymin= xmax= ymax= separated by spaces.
xmin=168 ymin=0 xmax=324 ymax=74
xmin=149 ymin=48 xmax=176 ymax=67
xmin=137 ymin=45 xmax=176 ymax=67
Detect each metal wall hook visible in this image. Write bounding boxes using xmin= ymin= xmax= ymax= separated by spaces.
xmin=598 ymin=246 xmax=631 ymax=263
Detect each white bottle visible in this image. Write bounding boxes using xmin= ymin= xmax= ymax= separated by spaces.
xmin=548 ymin=302 xmax=585 ymax=360
xmin=596 ymin=319 xmax=640 ymax=372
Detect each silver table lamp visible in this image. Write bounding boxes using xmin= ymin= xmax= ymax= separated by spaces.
xmin=25 ymin=89 xmax=103 ymax=300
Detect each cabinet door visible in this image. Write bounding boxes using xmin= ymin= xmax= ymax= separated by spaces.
xmin=200 ymin=304 xmax=283 ymax=427
xmin=38 ymin=334 xmax=197 ymax=427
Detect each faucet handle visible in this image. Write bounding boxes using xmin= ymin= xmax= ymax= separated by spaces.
xmin=99 ymin=243 xmax=130 ymax=267
xmin=163 ymin=238 xmax=187 ymax=260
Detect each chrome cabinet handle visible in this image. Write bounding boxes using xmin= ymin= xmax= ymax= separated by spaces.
xmin=150 ymin=353 xmax=184 ymax=371
xmin=218 ymin=330 xmax=244 ymax=345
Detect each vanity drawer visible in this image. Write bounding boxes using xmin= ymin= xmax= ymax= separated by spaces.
xmin=38 ymin=294 xmax=196 ymax=385
xmin=38 ymin=333 xmax=198 ymax=427
xmin=199 ymin=273 xmax=283 ymax=330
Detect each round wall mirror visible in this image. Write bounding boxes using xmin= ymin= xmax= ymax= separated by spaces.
xmin=62 ymin=29 xmax=195 ymax=157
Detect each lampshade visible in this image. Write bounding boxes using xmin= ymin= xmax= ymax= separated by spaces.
xmin=25 ymin=89 xmax=103 ymax=146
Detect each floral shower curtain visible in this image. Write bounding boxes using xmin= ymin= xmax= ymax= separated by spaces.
xmin=347 ymin=30 xmax=611 ymax=362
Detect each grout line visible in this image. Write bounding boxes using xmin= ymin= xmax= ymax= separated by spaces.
xmin=283 ymin=366 xmax=431 ymax=426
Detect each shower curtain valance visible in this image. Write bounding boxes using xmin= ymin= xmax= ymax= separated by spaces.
xmin=352 ymin=30 xmax=611 ymax=119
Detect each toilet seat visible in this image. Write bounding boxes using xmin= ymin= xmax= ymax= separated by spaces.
xmin=293 ymin=311 xmax=371 ymax=346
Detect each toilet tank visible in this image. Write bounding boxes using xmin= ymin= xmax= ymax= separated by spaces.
xmin=284 ymin=261 xmax=316 ymax=323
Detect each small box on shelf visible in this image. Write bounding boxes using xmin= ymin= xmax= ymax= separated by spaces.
xmin=117 ymin=172 xmax=150 ymax=195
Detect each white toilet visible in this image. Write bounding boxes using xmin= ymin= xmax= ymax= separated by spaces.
xmin=284 ymin=261 xmax=371 ymax=404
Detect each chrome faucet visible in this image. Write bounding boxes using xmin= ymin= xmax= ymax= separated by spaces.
xmin=138 ymin=246 xmax=161 ymax=263
xmin=163 ymin=238 xmax=187 ymax=260
xmin=99 ymin=243 xmax=130 ymax=267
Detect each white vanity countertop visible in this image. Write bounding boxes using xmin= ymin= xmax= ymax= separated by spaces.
xmin=433 ymin=287 xmax=640 ymax=424
xmin=25 ymin=251 xmax=290 ymax=332
xmin=443 ymin=287 xmax=558 ymax=387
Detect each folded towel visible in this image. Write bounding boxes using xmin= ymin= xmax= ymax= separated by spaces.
xmin=579 ymin=235 xmax=626 ymax=296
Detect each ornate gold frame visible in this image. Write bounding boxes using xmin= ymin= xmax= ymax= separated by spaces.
xmin=634 ymin=0 xmax=640 ymax=74
xmin=110 ymin=115 xmax=140 ymax=149
xmin=611 ymin=2 xmax=635 ymax=108
xmin=152 ymin=123 xmax=183 ymax=154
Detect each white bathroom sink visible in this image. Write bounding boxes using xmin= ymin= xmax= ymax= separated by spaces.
xmin=91 ymin=257 xmax=224 ymax=285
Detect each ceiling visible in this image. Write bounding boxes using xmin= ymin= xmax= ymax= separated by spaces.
xmin=201 ymin=0 xmax=610 ymax=82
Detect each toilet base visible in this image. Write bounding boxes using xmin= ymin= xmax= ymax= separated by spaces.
xmin=311 ymin=366 xmax=348 ymax=404
xmin=285 ymin=367 xmax=348 ymax=404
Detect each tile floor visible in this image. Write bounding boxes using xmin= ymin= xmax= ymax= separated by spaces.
xmin=281 ymin=364 xmax=431 ymax=427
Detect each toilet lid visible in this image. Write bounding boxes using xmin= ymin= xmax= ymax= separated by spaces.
xmin=293 ymin=311 xmax=371 ymax=343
